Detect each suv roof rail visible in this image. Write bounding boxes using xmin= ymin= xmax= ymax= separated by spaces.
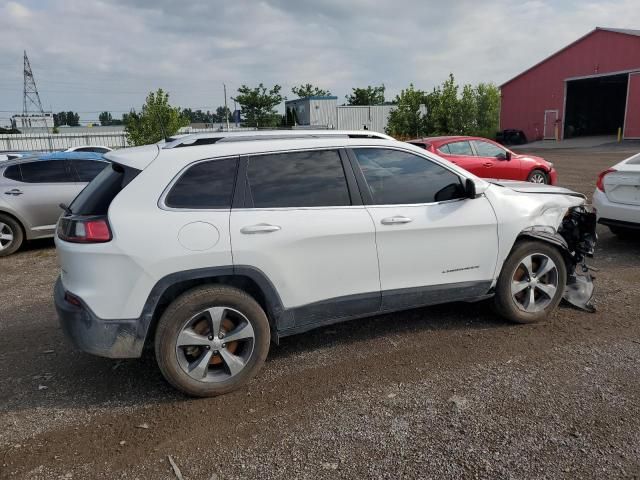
xmin=162 ymin=130 xmax=393 ymax=149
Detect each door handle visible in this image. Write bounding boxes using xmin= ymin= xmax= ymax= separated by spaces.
xmin=4 ymin=189 xmax=23 ymax=196
xmin=483 ymin=162 xmax=494 ymax=167
xmin=240 ymin=223 xmax=281 ymax=234
xmin=381 ymin=216 xmax=413 ymax=225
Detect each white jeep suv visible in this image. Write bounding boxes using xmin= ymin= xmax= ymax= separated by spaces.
xmin=54 ymin=131 xmax=597 ymax=397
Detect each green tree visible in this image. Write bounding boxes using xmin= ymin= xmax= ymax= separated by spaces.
xmin=457 ymin=84 xmax=478 ymax=135
xmin=99 ymin=111 xmax=113 ymax=126
xmin=235 ymin=83 xmax=285 ymax=128
xmin=66 ymin=111 xmax=80 ymax=126
xmin=291 ymin=83 xmax=331 ymax=98
xmin=346 ymin=85 xmax=385 ymax=105
xmin=53 ymin=112 xmax=66 ymax=127
xmin=215 ymin=106 xmax=232 ymax=123
xmin=475 ymin=83 xmax=500 ymax=138
xmin=124 ymin=88 xmax=189 ymax=146
xmin=385 ymin=84 xmax=429 ymax=138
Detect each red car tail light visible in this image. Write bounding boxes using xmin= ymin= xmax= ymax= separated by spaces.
xmin=596 ymin=168 xmax=616 ymax=192
xmin=57 ymin=216 xmax=112 ymax=243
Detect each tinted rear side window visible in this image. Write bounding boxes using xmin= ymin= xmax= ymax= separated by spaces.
xmin=19 ymin=160 xmax=74 ymax=183
xmin=165 ymin=158 xmax=238 ymax=209
xmin=246 ymin=150 xmax=351 ymax=208
xmin=70 ymin=163 xmax=140 ymax=215
xmin=71 ymin=159 xmax=108 ymax=182
xmin=3 ymin=165 xmax=22 ymax=181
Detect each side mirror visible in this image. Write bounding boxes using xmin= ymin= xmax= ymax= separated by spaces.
xmin=505 ymin=150 xmax=512 ymax=161
xmin=464 ymin=178 xmax=477 ymax=199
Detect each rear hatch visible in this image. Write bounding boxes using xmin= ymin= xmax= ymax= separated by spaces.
xmin=604 ymin=154 xmax=640 ymax=206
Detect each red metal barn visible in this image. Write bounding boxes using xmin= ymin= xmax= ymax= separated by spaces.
xmin=500 ymin=27 xmax=640 ymax=141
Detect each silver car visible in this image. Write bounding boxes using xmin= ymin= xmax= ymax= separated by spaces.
xmin=0 ymin=152 xmax=108 ymax=256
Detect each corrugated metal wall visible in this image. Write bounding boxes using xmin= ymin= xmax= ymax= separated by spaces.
xmin=336 ymin=105 xmax=395 ymax=133
xmin=500 ymin=29 xmax=640 ymax=141
xmin=309 ymin=98 xmax=338 ymax=127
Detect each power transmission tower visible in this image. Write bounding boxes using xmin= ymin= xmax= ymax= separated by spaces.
xmin=23 ymin=51 xmax=45 ymax=117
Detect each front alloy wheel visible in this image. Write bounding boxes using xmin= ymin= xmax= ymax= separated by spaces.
xmin=493 ymin=240 xmax=567 ymax=324
xmin=528 ymin=170 xmax=548 ymax=184
xmin=510 ymin=253 xmax=559 ymax=312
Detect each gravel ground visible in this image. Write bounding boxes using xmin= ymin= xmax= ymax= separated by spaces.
xmin=1 ymin=145 xmax=639 ymax=479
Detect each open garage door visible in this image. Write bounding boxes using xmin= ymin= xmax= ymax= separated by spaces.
xmin=624 ymin=72 xmax=640 ymax=139
xmin=564 ymin=73 xmax=628 ymax=138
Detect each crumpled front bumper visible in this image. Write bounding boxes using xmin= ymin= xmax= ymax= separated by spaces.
xmin=54 ymin=277 xmax=145 ymax=359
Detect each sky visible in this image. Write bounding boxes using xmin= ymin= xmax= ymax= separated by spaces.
xmin=1 ymin=0 xmax=640 ymax=126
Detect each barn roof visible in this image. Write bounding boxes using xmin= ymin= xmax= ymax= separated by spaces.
xmin=501 ymin=27 xmax=640 ymax=87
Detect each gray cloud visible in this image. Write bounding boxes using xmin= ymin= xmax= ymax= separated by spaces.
xmin=1 ymin=0 xmax=639 ymax=125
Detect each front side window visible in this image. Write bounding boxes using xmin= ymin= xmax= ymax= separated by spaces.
xmin=472 ymin=140 xmax=506 ymax=158
xmin=446 ymin=141 xmax=474 ymax=156
xmin=71 ymin=159 xmax=108 ymax=182
xmin=165 ymin=158 xmax=238 ymax=209
xmin=353 ymin=148 xmax=464 ymax=205
xmin=18 ymin=160 xmax=74 ymax=183
xmin=246 ymin=150 xmax=351 ymax=208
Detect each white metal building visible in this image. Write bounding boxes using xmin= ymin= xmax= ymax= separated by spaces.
xmin=11 ymin=113 xmax=54 ymax=129
xmin=284 ymin=97 xmax=395 ymax=132
xmin=336 ymin=105 xmax=395 ymax=132
xmin=285 ymin=96 xmax=338 ymax=128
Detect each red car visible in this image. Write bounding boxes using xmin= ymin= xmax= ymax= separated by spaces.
xmin=408 ymin=136 xmax=557 ymax=185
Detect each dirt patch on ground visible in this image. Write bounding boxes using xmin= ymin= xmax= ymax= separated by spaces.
xmin=1 ymin=146 xmax=639 ymax=479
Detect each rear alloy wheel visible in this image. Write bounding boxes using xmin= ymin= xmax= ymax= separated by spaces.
xmin=527 ymin=169 xmax=549 ymax=184
xmin=155 ymin=285 xmax=270 ymax=397
xmin=0 ymin=214 xmax=23 ymax=257
xmin=494 ymin=241 xmax=566 ymax=324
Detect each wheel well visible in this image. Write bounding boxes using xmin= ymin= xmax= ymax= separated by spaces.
xmin=144 ymin=274 xmax=273 ymax=349
xmin=528 ymin=167 xmax=549 ymax=176
xmin=514 ymin=233 xmax=573 ymax=273
xmin=0 ymin=210 xmax=26 ymax=238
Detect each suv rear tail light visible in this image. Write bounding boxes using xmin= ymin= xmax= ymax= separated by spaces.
xmin=57 ymin=216 xmax=112 ymax=243
xmin=596 ymin=168 xmax=616 ymax=192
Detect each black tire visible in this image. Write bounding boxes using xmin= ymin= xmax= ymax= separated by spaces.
xmin=609 ymin=226 xmax=640 ymax=239
xmin=0 ymin=213 xmax=24 ymax=257
xmin=493 ymin=240 xmax=567 ymax=324
xmin=154 ymin=285 xmax=270 ymax=397
xmin=527 ymin=169 xmax=549 ymax=184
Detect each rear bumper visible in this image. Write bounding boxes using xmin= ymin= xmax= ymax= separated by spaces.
xmin=54 ymin=277 xmax=145 ymax=358
xmin=593 ymin=188 xmax=640 ymax=225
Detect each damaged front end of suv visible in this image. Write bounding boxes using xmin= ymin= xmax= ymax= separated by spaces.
xmin=521 ymin=205 xmax=597 ymax=311
xmin=487 ymin=180 xmax=598 ymax=312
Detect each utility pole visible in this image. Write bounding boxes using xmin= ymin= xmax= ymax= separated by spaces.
xmin=223 ymin=83 xmax=230 ymax=131
xmin=23 ymin=51 xmax=52 ymax=150
xmin=23 ymin=51 xmax=45 ymax=117
xmin=233 ymin=97 xmax=238 ymax=127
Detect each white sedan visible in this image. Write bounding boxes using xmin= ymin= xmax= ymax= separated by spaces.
xmin=593 ymin=152 xmax=640 ymax=237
